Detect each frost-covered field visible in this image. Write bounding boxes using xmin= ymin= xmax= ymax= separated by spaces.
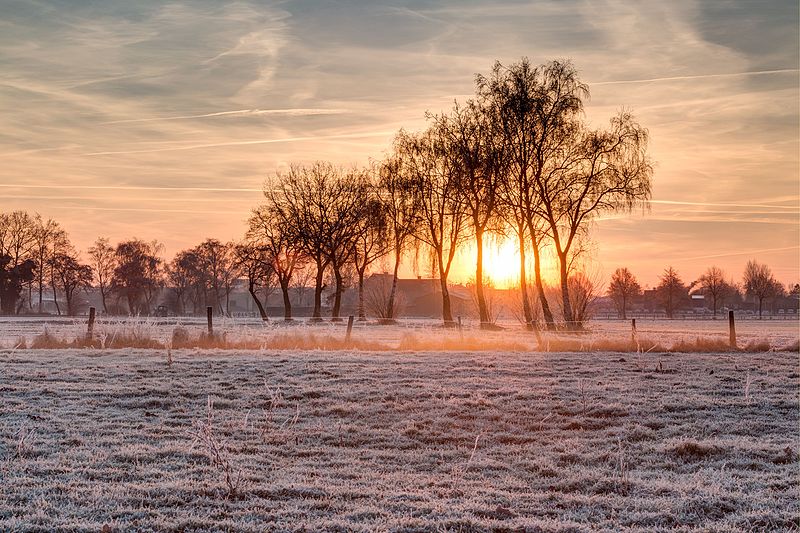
xmin=1 ymin=348 xmax=797 ymax=531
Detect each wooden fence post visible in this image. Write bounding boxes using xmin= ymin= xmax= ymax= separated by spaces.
xmin=728 ymin=310 xmax=736 ymax=349
xmin=207 ymin=306 xmax=214 ymax=337
xmin=457 ymin=316 xmax=462 ymax=331
xmin=345 ymin=315 xmax=354 ymax=342
xmin=631 ymin=318 xmax=637 ymax=345
xmin=86 ymin=307 xmax=96 ymax=342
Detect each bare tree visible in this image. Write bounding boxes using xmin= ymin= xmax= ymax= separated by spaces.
xmin=50 ymin=249 xmax=93 ymax=316
xmin=476 ymin=58 xmax=572 ymax=329
xmin=696 ymin=266 xmax=731 ymax=317
xmin=607 ymin=267 xmax=641 ymax=320
xmin=743 ymin=260 xmax=780 ymax=318
xmin=350 ymin=175 xmax=390 ymax=321
xmin=167 ymin=249 xmax=197 ymax=316
xmin=380 ymin=150 xmax=419 ymax=323
xmin=194 ymin=239 xmax=232 ymax=316
xmin=656 ymin=266 xmax=688 ymax=319
xmin=248 ymin=206 xmax=306 ymax=320
xmin=112 ymin=239 xmax=163 ymax=315
xmin=87 ymin=237 xmax=116 ymax=314
xmin=232 ymin=242 xmax=273 ymax=321
xmin=265 ymin=163 xmax=335 ymax=321
xmin=435 ymin=100 xmax=503 ymax=328
xmin=399 ymin=127 xmax=468 ymax=326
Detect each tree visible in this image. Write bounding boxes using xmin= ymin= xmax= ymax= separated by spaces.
xmin=607 ymin=267 xmax=641 ymax=319
xmin=0 ymin=255 xmax=36 ymax=315
xmin=87 ymin=237 xmax=116 ymax=314
xmin=0 ymin=211 xmax=39 ymax=313
xmin=380 ymin=147 xmax=420 ymax=323
xmin=265 ymin=163 xmax=335 ymax=320
xmin=696 ymin=266 xmax=733 ymax=317
xmin=476 ymin=58 xmax=571 ymax=329
xmin=435 ymin=100 xmax=503 ymax=327
xmin=50 ymin=250 xmax=93 ymax=316
xmin=112 ymin=239 xmax=163 ymax=315
xmin=248 ymin=206 xmax=306 ymax=321
xmin=656 ymin=266 xmax=688 ymax=319
xmin=232 ymin=242 xmax=273 ymax=321
xmin=321 ymin=167 xmax=371 ymax=320
xmin=31 ymin=216 xmax=66 ymax=312
xmin=399 ymin=126 xmax=469 ymax=326
xmin=194 ymin=239 xmax=235 ymax=316
xmin=743 ymin=260 xmax=780 ymax=318
xmin=350 ymin=179 xmax=389 ymax=321
xmin=167 ymin=249 xmax=201 ymax=316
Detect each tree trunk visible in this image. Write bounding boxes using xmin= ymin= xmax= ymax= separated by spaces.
xmin=387 ymin=247 xmax=401 ymax=321
xmin=331 ymin=265 xmax=343 ymax=320
xmin=279 ymin=278 xmax=292 ymax=320
xmin=517 ymin=229 xmax=533 ymax=329
xmin=758 ymin=297 xmax=763 ymax=318
xmin=436 ymin=250 xmax=454 ymax=326
xmin=52 ymin=275 xmax=61 ymax=316
xmin=312 ymin=258 xmax=324 ymax=320
xmin=558 ymin=251 xmax=574 ymax=329
xmin=530 ymin=235 xmax=555 ymax=329
xmin=248 ymin=280 xmax=268 ymax=321
xmin=475 ymin=227 xmax=490 ymax=327
xmin=357 ymin=269 xmax=366 ymax=321
xmin=100 ymin=286 xmax=108 ymax=314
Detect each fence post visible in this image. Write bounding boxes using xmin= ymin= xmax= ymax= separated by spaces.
xmin=86 ymin=307 xmax=96 ymax=342
xmin=728 ymin=310 xmax=736 ymax=349
xmin=345 ymin=315 xmax=354 ymax=342
xmin=631 ymin=318 xmax=637 ymax=345
xmin=207 ymin=306 xmax=214 ymax=338
xmin=457 ymin=316 xmax=462 ymax=331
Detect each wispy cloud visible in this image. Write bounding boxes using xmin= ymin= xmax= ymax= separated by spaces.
xmin=100 ymin=108 xmax=349 ymax=125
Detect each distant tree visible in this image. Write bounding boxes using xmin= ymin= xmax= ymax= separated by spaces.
xmin=656 ymin=266 xmax=688 ymax=319
xmin=743 ymin=260 xmax=780 ymax=318
xmin=696 ymin=266 xmax=734 ymax=317
xmin=607 ymin=267 xmax=641 ymax=319
xmin=248 ymin=206 xmax=306 ymax=320
xmin=167 ymin=249 xmax=202 ymax=316
xmin=31 ymin=216 xmax=66 ymax=312
xmin=0 ymin=211 xmax=39 ymax=313
xmin=232 ymin=242 xmax=273 ymax=321
xmin=194 ymin=239 xmax=234 ymax=316
xmin=87 ymin=237 xmax=116 ymax=314
xmin=0 ymin=255 xmax=36 ymax=315
xmin=112 ymin=239 xmax=163 ymax=315
xmin=50 ymin=250 xmax=93 ymax=316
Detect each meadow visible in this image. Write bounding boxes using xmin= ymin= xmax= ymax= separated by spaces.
xmin=1 ymin=330 xmax=797 ymax=531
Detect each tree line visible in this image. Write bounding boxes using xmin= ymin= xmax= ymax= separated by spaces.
xmin=1 ymin=58 xmax=794 ymax=324
xmin=607 ymin=261 xmax=796 ymax=319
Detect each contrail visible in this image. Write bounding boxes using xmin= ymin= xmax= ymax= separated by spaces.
xmin=44 ymin=205 xmax=235 ymax=215
xmin=0 ymin=184 xmax=262 ymax=193
xmin=100 ymin=108 xmax=349 ymax=125
xmin=592 ymin=68 xmax=799 ymax=86
xmin=678 ymin=245 xmax=800 ymax=262
xmin=83 ymin=130 xmax=394 ymax=156
xmin=651 ymin=199 xmax=799 ymax=210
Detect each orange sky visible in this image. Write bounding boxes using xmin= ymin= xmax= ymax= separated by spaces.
xmin=1 ymin=1 xmax=798 ymax=287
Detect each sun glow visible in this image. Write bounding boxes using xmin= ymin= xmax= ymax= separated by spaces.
xmin=450 ymin=236 xmax=560 ymax=289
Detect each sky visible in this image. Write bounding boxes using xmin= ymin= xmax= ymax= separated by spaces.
xmin=1 ymin=0 xmax=798 ymax=288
